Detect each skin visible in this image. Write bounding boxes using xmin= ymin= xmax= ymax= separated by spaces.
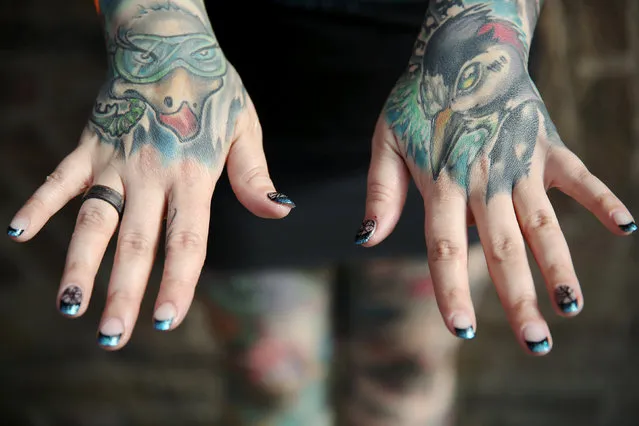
xmin=7 ymin=0 xmax=294 ymax=349
xmin=360 ymin=0 xmax=636 ymax=355
xmin=5 ymin=0 xmax=633 ymax=368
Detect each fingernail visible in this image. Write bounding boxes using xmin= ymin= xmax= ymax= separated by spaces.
xmin=267 ymin=191 xmax=296 ymax=208
xmin=523 ymin=324 xmax=551 ymax=354
xmin=612 ymin=211 xmax=637 ymax=233
xmin=59 ymin=285 xmax=83 ymax=316
xmin=452 ymin=314 xmax=475 ymax=339
xmin=354 ymin=219 xmax=376 ymax=245
xmin=98 ymin=318 xmax=124 ymax=347
xmin=554 ymin=285 xmax=579 ymax=314
xmin=153 ymin=302 xmax=176 ymax=331
xmin=7 ymin=217 xmax=28 ymax=238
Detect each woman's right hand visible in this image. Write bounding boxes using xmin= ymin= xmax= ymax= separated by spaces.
xmin=7 ymin=0 xmax=294 ymax=349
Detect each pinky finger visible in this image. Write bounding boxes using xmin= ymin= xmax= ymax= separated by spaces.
xmin=548 ymin=148 xmax=636 ymax=235
xmin=7 ymin=146 xmax=92 ymax=241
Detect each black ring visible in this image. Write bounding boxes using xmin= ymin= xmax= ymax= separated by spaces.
xmin=82 ymin=185 xmax=125 ymax=219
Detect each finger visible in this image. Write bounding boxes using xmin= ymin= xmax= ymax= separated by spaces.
xmin=57 ymin=167 xmax=124 ymax=318
xmin=473 ymin=194 xmax=552 ymax=356
xmin=356 ymin=118 xmax=410 ymax=246
xmin=153 ymin=179 xmax=213 ymax=331
xmin=8 ymin=144 xmax=93 ymax=241
xmin=97 ymin=182 xmax=165 ymax=350
xmin=424 ymin=181 xmax=475 ymax=339
xmin=227 ymin=108 xmax=294 ymax=219
xmin=548 ymin=147 xmax=636 ymax=235
xmin=514 ymin=180 xmax=582 ymax=317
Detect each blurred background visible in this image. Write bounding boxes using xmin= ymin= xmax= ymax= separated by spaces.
xmin=1 ymin=0 xmax=638 ymax=425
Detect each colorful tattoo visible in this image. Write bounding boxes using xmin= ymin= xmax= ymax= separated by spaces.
xmin=385 ymin=0 xmax=557 ymax=200
xmin=204 ymin=271 xmax=332 ymax=426
xmin=90 ymin=1 xmax=245 ymax=167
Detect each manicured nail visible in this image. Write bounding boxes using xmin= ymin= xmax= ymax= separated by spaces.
xmin=452 ymin=314 xmax=475 ymax=339
xmin=354 ymin=219 xmax=376 ymax=245
xmin=267 ymin=191 xmax=296 ymax=208
xmin=619 ymin=222 xmax=637 ymax=233
xmin=98 ymin=318 xmax=124 ymax=347
xmin=153 ymin=302 xmax=176 ymax=331
xmin=612 ymin=211 xmax=636 ymax=233
xmin=7 ymin=217 xmax=28 ymax=238
xmin=59 ymin=285 xmax=83 ymax=316
xmin=554 ymin=285 xmax=579 ymax=314
xmin=523 ymin=324 xmax=550 ymax=354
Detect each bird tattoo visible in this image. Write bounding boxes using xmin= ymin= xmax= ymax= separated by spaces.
xmin=386 ymin=3 xmax=560 ymax=201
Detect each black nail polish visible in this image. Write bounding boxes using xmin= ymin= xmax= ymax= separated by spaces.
xmin=526 ymin=338 xmax=550 ymax=353
xmin=455 ymin=326 xmax=475 ymax=340
xmin=7 ymin=226 xmax=23 ymax=237
xmin=619 ymin=222 xmax=637 ymax=233
xmin=97 ymin=333 xmax=121 ymax=347
xmin=267 ymin=192 xmax=296 ymax=208
xmin=554 ymin=285 xmax=578 ymax=314
xmin=59 ymin=286 xmax=82 ymax=316
xmin=154 ymin=318 xmax=173 ymax=331
xmin=354 ymin=219 xmax=376 ymax=245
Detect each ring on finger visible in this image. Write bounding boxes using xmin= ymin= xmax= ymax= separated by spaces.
xmin=82 ymin=185 xmax=125 ymax=219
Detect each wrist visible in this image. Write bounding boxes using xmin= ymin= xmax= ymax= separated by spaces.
xmin=95 ymin=0 xmax=212 ymax=33
xmin=418 ymin=1 xmax=540 ymax=54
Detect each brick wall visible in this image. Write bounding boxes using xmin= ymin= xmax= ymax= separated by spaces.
xmin=0 ymin=1 xmax=637 ymax=425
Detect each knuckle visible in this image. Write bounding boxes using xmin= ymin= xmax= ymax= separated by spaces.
xmin=367 ymin=181 xmax=395 ymax=205
xmin=178 ymin=160 xmax=208 ymax=186
xmin=428 ymin=238 xmax=463 ymax=262
xmin=545 ymin=262 xmax=571 ymax=282
xmin=510 ymin=295 xmax=537 ymax=316
xmin=440 ymin=286 xmax=466 ymax=303
xmin=486 ymin=234 xmax=522 ymax=264
xmin=242 ymin=165 xmax=269 ymax=187
xmin=572 ymin=164 xmax=592 ymax=184
xmin=46 ymin=168 xmax=67 ymax=186
xmin=118 ymin=231 xmax=153 ymax=257
xmin=76 ymin=205 xmax=110 ymax=230
xmin=523 ymin=209 xmax=557 ymax=235
xmin=166 ymin=230 xmax=204 ymax=253
xmin=163 ymin=277 xmax=197 ymax=296
xmin=106 ymin=289 xmax=138 ymax=307
xmin=593 ymin=191 xmax=617 ymax=210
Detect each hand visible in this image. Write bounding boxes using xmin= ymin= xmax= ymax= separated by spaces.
xmin=358 ymin=2 xmax=636 ymax=355
xmin=7 ymin=1 xmax=294 ymax=349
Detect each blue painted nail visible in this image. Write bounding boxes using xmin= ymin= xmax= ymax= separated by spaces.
xmin=619 ymin=222 xmax=637 ymax=234
xmin=455 ymin=326 xmax=475 ymax=340
xmin=267 ymin=192 xmax=296 ymax=208
xmin=154 ymin=319 xmax=173 ymax=331
xmin=7 ymin=226 xmax=23 ymax=237
xmin=59 ymin=286 xmax=82 ymax=316
xmin=97 ymin=333 xmax=121 ymax=347
xmin=354 ymin=219 xmax=376 ymax=245
xmin=555 ymin=285 xmax=579 ymax=314
xmin=526 ymin=338 xmax=550 ymax=354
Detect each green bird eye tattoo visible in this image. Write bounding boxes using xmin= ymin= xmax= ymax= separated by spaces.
xmin=385 ymin=0 xmax=555 ymax=200
xmin=90 ymin=1 xmax=245 ymax=166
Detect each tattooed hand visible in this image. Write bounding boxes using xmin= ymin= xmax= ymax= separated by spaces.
xmin=358 ymin=0 xmax=636 ymax=355
xmin=7 ymin=0 xmax=294 ymax=349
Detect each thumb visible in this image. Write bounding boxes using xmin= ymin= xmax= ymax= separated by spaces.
xmin=356 ymin=118 xmax=410 ymax=246
xmin=226 ymin=112 xmax=294 ymax=219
